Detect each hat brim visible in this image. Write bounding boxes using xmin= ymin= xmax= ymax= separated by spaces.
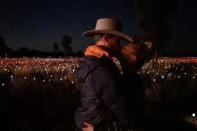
xmin=82 ymin=30 xmax=133 ymax=42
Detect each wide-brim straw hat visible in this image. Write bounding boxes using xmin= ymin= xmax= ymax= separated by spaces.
xmin=82 ymin=18 xmax=133 ymax=42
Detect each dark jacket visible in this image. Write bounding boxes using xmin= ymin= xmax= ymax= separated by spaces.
xmin=74 ymin=56 xmax=130 ymax=128
xmin=122 ymin=71 xmax=147 ymax=128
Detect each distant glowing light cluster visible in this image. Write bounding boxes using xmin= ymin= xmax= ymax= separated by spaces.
xmin=140 ymin=57 xmax=197 ymax=82
xmin=0 ymin=57 xmax=197 ymax=88
xmin=0 ymin=57 xmax=80 ymax=88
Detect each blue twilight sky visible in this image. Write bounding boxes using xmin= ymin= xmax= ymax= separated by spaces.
xmin=0 ymin=0 xmax=138 ymax=52
xmin=0 ymin=0 xmax=197 ymax=55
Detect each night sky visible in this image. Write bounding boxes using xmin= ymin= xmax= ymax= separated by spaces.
xmin=0 ymin=0 xmax=197 ymax=55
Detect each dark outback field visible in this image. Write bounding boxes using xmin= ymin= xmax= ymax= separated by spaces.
xmin=0 ymin=57 xmax=196 ymax=131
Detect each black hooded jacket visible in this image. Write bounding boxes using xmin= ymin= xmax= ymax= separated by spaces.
xmin=74 ymin=56 xmax=130 ymax=128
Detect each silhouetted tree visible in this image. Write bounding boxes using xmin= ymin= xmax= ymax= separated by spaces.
xmin=53 ymin=42 xmax=60 ymax=53
xmin=16 ymin=47 xmax=31 ymax=57
xmin=51 ymin=42 xmax=65 ymax=57
xmin=0 ymin=37 xmax=6 ymax=46
xmin=137 ymin=0 xmax=177 ymax=56
xmin=0 ymin=36 xmax=77 ymax=58
xmin=0 ymin=36 xmax=14 ymax=57
xmin=61 ymin=35 xmax=73 ymax=56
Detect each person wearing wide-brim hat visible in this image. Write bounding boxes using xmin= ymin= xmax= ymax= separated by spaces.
xmin=74 ymin=18 xmax=136 ymax=131
xmin=82 ymin=18 xmax=133 ymax=43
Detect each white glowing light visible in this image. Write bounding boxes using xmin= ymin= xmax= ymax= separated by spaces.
xmin=1 ymin=83 xmax=5 ymax=86
xmin=10 ymin=75 xmax=13 ymax=79
xmin=192 ymin=113 xmax=196 ymax=117
xmin=167 ymin=73 xmax=172 ymax=76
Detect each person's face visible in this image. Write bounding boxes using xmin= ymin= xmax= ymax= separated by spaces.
xmin=104 ymin=35 xmax=121 ymax=54
xmin=120 ymin=43 xmax=138 ymax=63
